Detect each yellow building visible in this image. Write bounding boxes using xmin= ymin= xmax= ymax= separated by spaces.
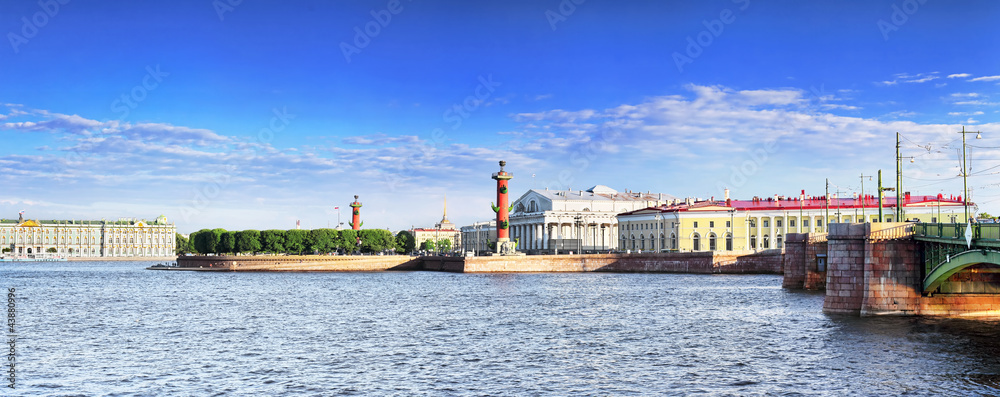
xmin=616 ymin=193 xmax=968 ymax=252
xmin=0 ymin=213 xmax=176 ymax=258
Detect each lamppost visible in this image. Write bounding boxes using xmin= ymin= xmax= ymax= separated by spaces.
xmin=654 ymin=214 xmax=661 ymax=252
xmin=959 ymin=126 xmax=982 ymax=223
xmin=573 ymin=215 xmax=583 ymax=254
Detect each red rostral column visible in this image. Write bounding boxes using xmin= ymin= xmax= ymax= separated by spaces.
xmin=349 ymin=195 xmax=363 ymax=230
xmin=491 ymin=161 xmax=513 ymax=252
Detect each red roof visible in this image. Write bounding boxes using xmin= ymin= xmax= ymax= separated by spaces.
xmin=620 ymin=194 xmax=967 ymax=216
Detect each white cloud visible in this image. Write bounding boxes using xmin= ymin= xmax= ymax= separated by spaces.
xmin=970 ymin=75 xmax=1000 ymax=82
xmin=948 ymin=73 xmax=971 ymax=79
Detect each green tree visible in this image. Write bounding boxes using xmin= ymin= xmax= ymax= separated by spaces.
xmin=175 ymin=232 xmax=192 ymax=254
xmin=209 ymin=228 xmax=226 ymax=254
xmin=219 ymin=231 xmax=236 ymax=254
xmin=980 ymin=212 xmax=994 ymax=220
xmin=359 ymin=229 xmax=394 ymax=253
xmin=338 ymin=229 xmax=359 ymax=253
xmin=420 ymin=240 xmax=436 ymax=252
xmin=191 ymin=228 xmax=216 ymax=254
xmin=260 ymin=229 xmax=286 ymax=254
xmin=395 ymin=230 xmax=416 ymax=254
xmin=438 ymin=238 xmax=452 ymax=253
xmin=46 ymin=247 xmax=57 ymax=253
xmin=236 ymin=230 xmax=262 ymax=254
xmin=307 ymin=228 xmax=337 ymax=254
xmin=285 ymin=229 xmax=307 ymax=254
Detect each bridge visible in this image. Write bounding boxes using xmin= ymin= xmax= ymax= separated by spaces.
xmin=915 ymin=223 xmax=1000 ymax=295
xmin=786 ymin=222 xmax=1000 ymax=316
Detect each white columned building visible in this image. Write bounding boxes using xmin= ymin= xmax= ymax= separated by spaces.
xmin=505 ymin=185 xmax=677 ymax=254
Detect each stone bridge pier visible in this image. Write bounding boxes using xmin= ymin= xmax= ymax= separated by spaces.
xmin=787 ymin=222 xmax=1000 ymax=317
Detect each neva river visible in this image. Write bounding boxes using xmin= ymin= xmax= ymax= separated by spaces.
xmin=6 ymin=261 xmax=1000 ymax=396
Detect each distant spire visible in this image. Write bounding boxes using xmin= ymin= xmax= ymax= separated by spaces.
xmin=442 ymin=194 xmax=449 ymax=221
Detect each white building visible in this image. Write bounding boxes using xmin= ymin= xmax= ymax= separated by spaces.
xmin=460 ymin=220 xmax=496 ymax=254
xmin=508 ymin=185 xmax=677 ymax=253
xmin=0 ymin=214 xmax=177 ymax=258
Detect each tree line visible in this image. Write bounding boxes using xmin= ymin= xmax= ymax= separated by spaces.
xmin=175 ymin=229 xmax=418 ymax=255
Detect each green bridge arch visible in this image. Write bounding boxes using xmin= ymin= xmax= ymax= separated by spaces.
xmin=924 ymin=249 xmax=1000 ymax=293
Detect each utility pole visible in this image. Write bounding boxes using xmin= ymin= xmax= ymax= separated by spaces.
xmin=896 ymin=132 xmax=915 ymax=222
xmin=896 ymin=132 xmax=902 ymax=222
xmin=825 ymin=178 xmax=830 ymax=232
xmin=859 ymin=172 xmax=872 ymax=223
xmin=958 ymin=126 xmax=982 ymax=223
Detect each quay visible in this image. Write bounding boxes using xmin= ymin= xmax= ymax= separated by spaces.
xmin=173 ymin=250 xmax=783 ymax=274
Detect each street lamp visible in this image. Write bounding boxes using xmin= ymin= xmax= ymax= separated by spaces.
xmin=654 ymin=214 xmax=661 ymax=252
xmin=959 ymin=126 xmax=982 ymax=223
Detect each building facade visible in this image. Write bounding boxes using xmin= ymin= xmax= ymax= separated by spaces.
xmin=0 ymin=214 xmax=177 ymax=258
xmin=411 ymin=199 xmax=462 ymax=254
xmin=460 ymin=220 xmax=496 ymax=255
xmin=508 ymin=185 xmax=678 ymax=253
xmin=616 ymin=192 xmax=968 ymax=252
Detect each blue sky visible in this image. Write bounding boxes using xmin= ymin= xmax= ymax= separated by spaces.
xmin=2 ymin=0 xmax=999 ymax=233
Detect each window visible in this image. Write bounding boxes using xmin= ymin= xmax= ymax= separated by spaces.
xmin=803 ymin=220 xmax=810 ymax=228
xmin=692 ymin=234 xmax=700 ymax=251
xmin=790 ymin=219 xmax=796 ymax=227
xmin=709 ymin=234 xmax=717 ymax=251
xmin=725 ymin=234 xmax=733 ymax=251
xmin=776 ymin=220 xmax=783 ymax=228
xmin=693 ymin=221 xmax=699 ymax=228
xmin=670 ymin=234 xmax=677 ymax=250
xmin=749 ymin=219 xmax=756 ymax=227
xmin=725 ymin=221 xmax=731 ymax=228
xmin=750 ymin=235 xmax=756 ymax=249
xmin=709 ymin=221 xmax=715 ymax=228
xmin=763 ymin=235 xmax=770 ymax=249
xmin=777 ymin=234 xmax=783 ymax=248
xmin=817 ymin=219 xmax=823 ymax=227
xmin=763 ymin=220 xmax=770 ymax=228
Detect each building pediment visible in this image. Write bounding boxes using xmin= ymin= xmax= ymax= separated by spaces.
xmin=16 ymin=220 xmax=40 ymax=227
xmin=511 ymin=190 xmax=551 ymax=214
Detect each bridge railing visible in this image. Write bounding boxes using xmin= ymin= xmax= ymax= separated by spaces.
xmin=915 ymin=223 xmax=1000 ymax=242
xmin=868 ymin=223 xmax=915 ymax=242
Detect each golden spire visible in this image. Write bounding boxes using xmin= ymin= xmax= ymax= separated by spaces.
xmin=442 ymin=194 xmax=448 ymax=221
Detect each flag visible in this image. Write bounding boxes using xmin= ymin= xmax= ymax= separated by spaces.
xmin=19 ymin=210 xmax=25 ymax=215
xmin=334 ymin=206 xmax=339 ymax=210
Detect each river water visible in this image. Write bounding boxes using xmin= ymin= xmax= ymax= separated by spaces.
xmin=5 ymin=260 xmax=1000 ymax=396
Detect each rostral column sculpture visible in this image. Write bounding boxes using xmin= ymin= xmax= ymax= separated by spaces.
xmin=491 ymin=161 xmax=516 ymax=255
xmin=349 ymin=195 xmax=363 ymax=230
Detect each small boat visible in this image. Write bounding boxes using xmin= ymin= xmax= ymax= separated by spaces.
xmin=146 ymin=262 xmax=179 ymax=270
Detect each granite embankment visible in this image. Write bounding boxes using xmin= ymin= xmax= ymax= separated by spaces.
xmin=176 ymin=250 xmax=784 ymax=273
